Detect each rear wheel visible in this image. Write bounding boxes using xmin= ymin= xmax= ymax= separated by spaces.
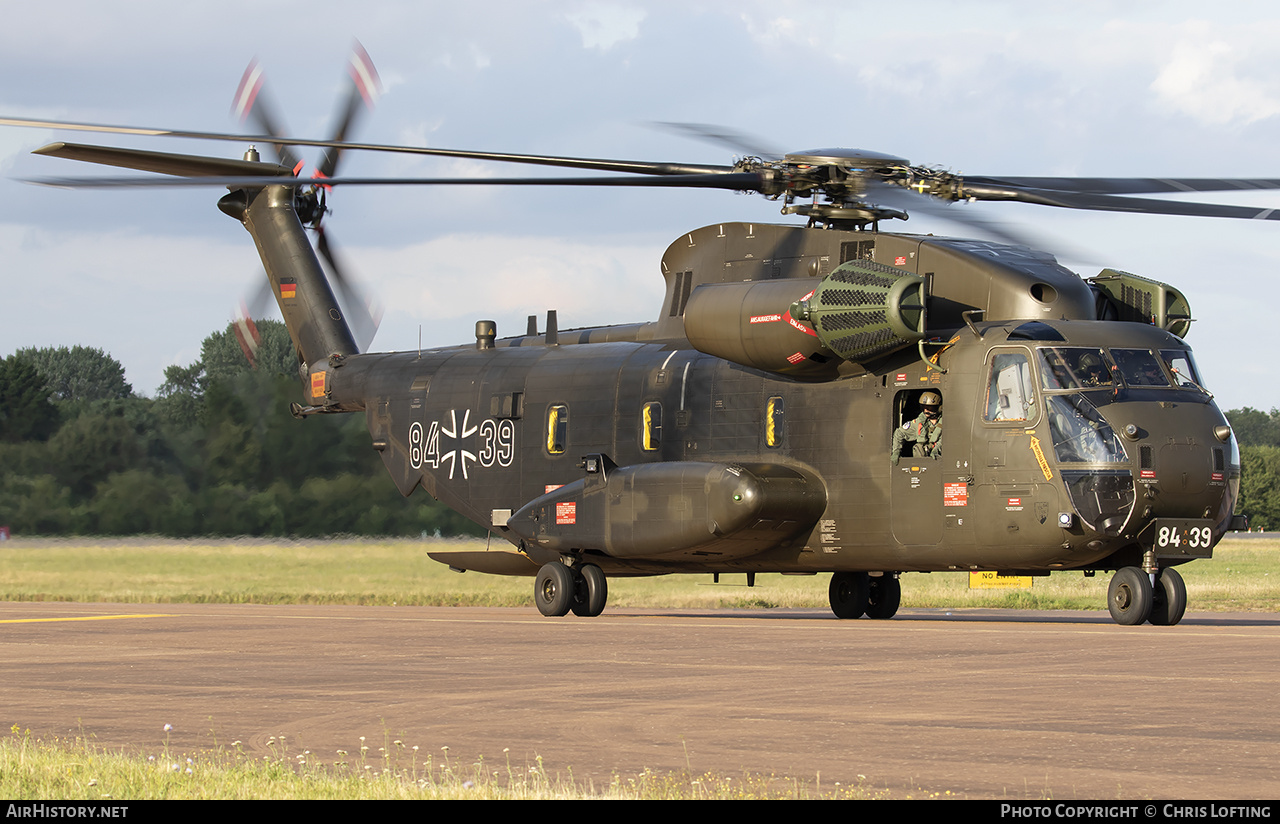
xmin=829 ymin=572 xmax=869 ymax=619
xmin=571 ymin=564 xmax=608 ymax=617
xmin=865 ymin=575 xmax=901 ymax=620
xmin=1148 ymin=567 xmax=1187 ymax=626
xmin=535 ymin=562 xmax=575 ymax=617
xmin=1107 ymin=566 xmax=1153 ymax=625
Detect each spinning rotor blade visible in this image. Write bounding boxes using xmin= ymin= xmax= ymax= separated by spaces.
xmin=965 ymin=175 xmax=1280 ymax=196
xmin=864 ymin=181 xmax=1091 ymax=259
xmin=960 ymin=182 xmax=1280 ymax=220
xmin=316 ymin=41 xmax=382 ymax=180
xmin=652 ymin=121 xmax=785 ymax=161
xmin=315 ymin=227 xmax=382 ymax=352
xmin=231 ymin=58 xmax=304 ymax=173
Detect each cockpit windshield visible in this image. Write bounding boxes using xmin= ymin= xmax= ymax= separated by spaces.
xmin=1038 ymin=345 xmax=1208 ymax=394
xmin=1037 ymin=347 xmax=1114 ymax=390
xmin=1045 ymin=392 xmax=1129 ymax=464
xmin=1110 ymin=348 xmax=1171 ymax=387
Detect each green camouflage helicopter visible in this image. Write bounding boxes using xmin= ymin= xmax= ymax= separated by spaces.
xmin=3 ymin=45 xmax=1264 ymax=627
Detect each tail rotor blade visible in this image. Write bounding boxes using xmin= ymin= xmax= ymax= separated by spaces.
xmin=245 ymin=275 xmax=275 ymax=320
xmin=316 ymin=227 xmax=382 ymax=352
xmin=316 ymin=40 xmax=382 ymax=180
xmin=232 ymin=299 xmax=263 ymax=369
xmin=231 ymin=57 xmax=304 ymax=174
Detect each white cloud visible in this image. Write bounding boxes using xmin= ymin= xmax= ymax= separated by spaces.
xmin=565 ymin=2 xmax=646 ymax=50
xmin=1150 ymin=34 xmax=1280 ymax=127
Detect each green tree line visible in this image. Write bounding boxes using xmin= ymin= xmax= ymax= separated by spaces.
xmin=2 ymin=330 xmax=1276 ymax=536
xmin=1226 ymin=407 xmax=1280 ymax=531
xmin=0 ymin=325 xmax=480 ymax=538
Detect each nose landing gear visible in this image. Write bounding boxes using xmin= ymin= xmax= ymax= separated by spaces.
xmin=1107 ymin=565 xmax=1187 ymax=626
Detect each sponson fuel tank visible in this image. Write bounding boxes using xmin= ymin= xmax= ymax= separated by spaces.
xmin=507 ymin=459 xmax=826 ymax=561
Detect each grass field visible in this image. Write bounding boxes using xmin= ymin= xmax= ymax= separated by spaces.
xmin=0 ymin=726 xmax=896 ymax=800
xmin=1 ymin=535 xmax=1276 ymax=612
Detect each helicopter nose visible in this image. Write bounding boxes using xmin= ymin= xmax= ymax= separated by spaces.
xmin=1148 ymin=442 xmax=1211 ymax=494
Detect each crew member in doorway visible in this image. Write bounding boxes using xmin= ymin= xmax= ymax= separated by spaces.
xmin=892 ymin=391 xmax=942 ymax=465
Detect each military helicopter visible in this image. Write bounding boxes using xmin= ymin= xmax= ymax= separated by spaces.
xmin=3 ymin=46 xmax=1265 ymax=627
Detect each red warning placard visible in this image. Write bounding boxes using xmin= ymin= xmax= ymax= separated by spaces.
xmin=943 ymin=483 xmax=968 ymax=507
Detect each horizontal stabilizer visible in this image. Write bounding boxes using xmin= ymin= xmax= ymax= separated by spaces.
xmin=33 ymin=142 xmax=292 ymax=178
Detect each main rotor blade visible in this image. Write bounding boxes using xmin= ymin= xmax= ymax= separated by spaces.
xmin=867 ymin=181 xmax=1092 ymax=260
xmin=966 ymin=175 xmax=1280 ymax=196
xmin=652 ymin=121 xmax=785 ymax=161
xmin=962 ymin=183 xmax=1280 ymax=220
xmin=26 ymin=169 xmax=767 ymax=191
xmin=2 ymin=115 xmax=734 ymax=176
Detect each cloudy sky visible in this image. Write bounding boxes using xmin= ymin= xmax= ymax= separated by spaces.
xmin=3 ymin=1 xmax=1280 ymax=413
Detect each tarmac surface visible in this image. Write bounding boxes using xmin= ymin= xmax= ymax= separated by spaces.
xmin=2 ymin=601 xmax=1278 ymax=799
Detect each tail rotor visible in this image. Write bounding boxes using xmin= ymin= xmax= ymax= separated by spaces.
xmin=228 ymin=41 xmax=384 ymax=361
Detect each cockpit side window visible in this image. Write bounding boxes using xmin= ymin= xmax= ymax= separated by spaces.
xmin=1159 ymin=349 xmax=1206 ymax=391
xmin=984 ymin=351 xmax=1036 ymax=422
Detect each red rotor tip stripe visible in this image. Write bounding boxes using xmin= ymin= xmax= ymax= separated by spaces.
xmin=231 ymin=58 xmax=264 ymax=122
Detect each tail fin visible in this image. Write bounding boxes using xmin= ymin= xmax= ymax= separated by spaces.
xmin=234 ymin=184 xmax=359 ymax=387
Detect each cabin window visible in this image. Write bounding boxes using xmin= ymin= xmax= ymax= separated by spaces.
xmin=642 ymin=402 xmax=662 ymax=451
xmin=984 ymin=351 xmax=1036 ymax=422
xmin=546 ymin=404 xmax=568 ymax=454
xmin=766 ymin=396 xmax=785 ymax=448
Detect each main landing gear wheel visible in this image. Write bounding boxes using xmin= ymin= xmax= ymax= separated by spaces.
xmin=1148 ymin=567 xmax=1187 ymax=626
xmin=535 ymin=562 xmax=575 ymax=617
xmin=865 ymin=575 xmax=901 ymax=620
xmin=1107 ymin=566 xmax=1153 ymax=626
xmin=571 ymin=563 xmax=608 ymax=617
xmin=829 ymin=571 xmax=869 ymax=619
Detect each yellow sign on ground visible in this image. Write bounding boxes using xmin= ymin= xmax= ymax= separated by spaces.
xmin=969 ymin=571 xmax=1033 ymax=589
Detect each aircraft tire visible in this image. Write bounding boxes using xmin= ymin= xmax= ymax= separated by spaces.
xmin=1107 ymin=566 xmax=1153 ymax=626
xmin=571 ymin=564 xmax=608 ymax=617
xmin=829 ymin=571 xmax=869 ymax=619
xmin=1148 ymin=567 xmax=1187 ymax=626
xmin=865 ymin=575 xmax=901 ymax=620
xmin=535 ymin=562 xmax=575 ymax=617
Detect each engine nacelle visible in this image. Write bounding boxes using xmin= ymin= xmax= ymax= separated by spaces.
xmin=790 ymin=259 xmax=926 ymax=363
xmin=683 ymin=279 xmax=840 ymax=378
xmin=682 ymin=260 xmax=927 ymax=377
